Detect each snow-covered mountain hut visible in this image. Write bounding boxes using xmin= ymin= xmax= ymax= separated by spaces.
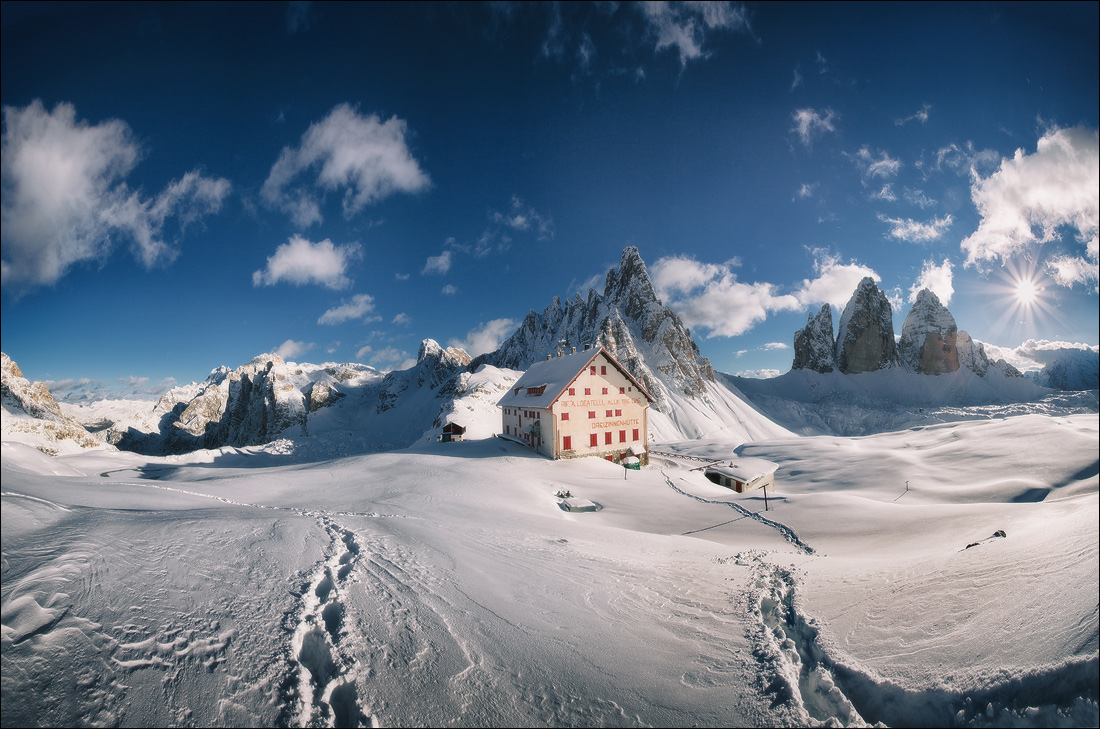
xmin=497 ymin=345 xmax=654 ymax=464
xmin=704 ymin=459 xmax=778 ymax=493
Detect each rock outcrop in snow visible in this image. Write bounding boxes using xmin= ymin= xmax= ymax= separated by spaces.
xmin=1 ymin=352 xmax=102 ymax=453
xmin=836 ymin=277 xmax=897 ymax=374
xmin=791 ymin=304 xmax=835 ymax=373
xmin=897 ymin=289 xmax=959 ymax=374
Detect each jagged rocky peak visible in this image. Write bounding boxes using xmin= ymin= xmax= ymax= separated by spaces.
xmin=792 ymin=304 xmax=836 ymax=373
xmin=1 ymin=352 xmax=101 ymax=451
xmin=475 ymin=246 xmax=714 ymax=410
xmin=836 ymin=277 xmax=896 ymax=374
xmin=418 ymin=338 xmax=472 ymax=369
xmin=898 ymin=289 xmax=960 ymax=374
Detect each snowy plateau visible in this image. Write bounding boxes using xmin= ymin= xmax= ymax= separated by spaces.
xmin=2 ymin=249 xmax=1098 ymax=728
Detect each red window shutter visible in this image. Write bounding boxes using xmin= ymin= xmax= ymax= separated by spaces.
xmin=619 ymin=430 xmax=626 ymax=443
xmin=590 ymin=433 xmax=598 ymax=447
xmin=590 ymin=366 xmax=596 ymax=375
xmin=561 ymin=412 xmax=569 ymax=421
xmin=619 ymin=387 xmax=625 ymax=394
xmin=615 ymin=409 xmax=621 ymax=416
xmin=569 ymin=388 xmax=575 ymax=396
xmin=588 ymin=411 xmax=595 ymax=419
xmin=604 ymin=431 xmax=612 ymax=445
xmin=601 ymin=366 xmax=606 ymax=375
xmin=563 ymin=435 xmax=571 ymax=450
xmin=602 ymin=387 xmax=608 ymax=395
xmin=584 ymin=388 xmax=591 ymax=395
xmin=632 ymin=428 xmax=639 ymax=441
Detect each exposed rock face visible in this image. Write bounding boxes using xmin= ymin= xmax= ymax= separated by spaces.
xmin=1 ymin=352 xmax=102 ymax=451
xmin=836 ymin=277 xmax=897 ymax=374
xmin=475 ymin=246 xmax=714 ymax=412
xmin=112 ymin=354 xmax=378 ymax=454
xmin=1030 ymin=348 xmax=1100 ymax=390
xmin=898 ymin=289 xmax=959 ymax=374
xmin=376 ymin=340 xmax=472 ymax=414
xmin=791 ymin=304 xmax=835 ymax=373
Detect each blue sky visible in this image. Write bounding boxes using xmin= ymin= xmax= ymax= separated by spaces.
xmin=2 ymin=2 xmax=1097 ymax=400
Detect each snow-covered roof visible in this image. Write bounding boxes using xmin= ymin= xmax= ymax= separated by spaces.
xmin=496 ymin=347 xmax=653 ymax=409
xmin=706 ymin=458 xmax=778 ymax=484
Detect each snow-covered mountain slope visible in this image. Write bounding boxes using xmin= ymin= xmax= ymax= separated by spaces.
xmin=724 ymin=366 xmax=1097 ymax=436
xmin=1026 ymin=347 xmax=1100 ymax=391
xmin=1 ymin=352 xmax=104 ymax=454
xmin=477 ymin=246 xmax=789 ymax=444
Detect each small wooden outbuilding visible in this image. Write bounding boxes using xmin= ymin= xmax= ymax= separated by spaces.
xmin=705 ymin=458 xmax=778 ymax=493
xmin=440 ymin=422 xmax=467 ymax=442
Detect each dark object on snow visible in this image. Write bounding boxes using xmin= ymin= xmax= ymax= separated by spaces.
xmin=993 ymin=529 xmax=1006 ymax=538
xmin=965 ymin=530 xmax=1007 ymax=549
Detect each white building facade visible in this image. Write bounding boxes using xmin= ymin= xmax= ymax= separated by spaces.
xmin=497 ymin=346 xmax=653 ymax=464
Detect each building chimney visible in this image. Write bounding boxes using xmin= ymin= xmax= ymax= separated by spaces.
xmin=571 ymin=346 xmax=576 ymax=354
xmin=584 ymin=343 xmax=591 ymax=351
xmin=546 ymin=354 xmax=552 ymax=360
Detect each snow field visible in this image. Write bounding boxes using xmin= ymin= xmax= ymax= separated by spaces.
xmin=2 ymin=413 xmax=1098 ymax=727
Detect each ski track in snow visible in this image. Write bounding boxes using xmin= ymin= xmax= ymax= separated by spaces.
xmin=737 ymin=553 xmax=1099 ymax=728
xmin=658 ymin=466 xmax=815 ymax=555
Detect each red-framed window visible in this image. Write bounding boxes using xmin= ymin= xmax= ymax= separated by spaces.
xmin=604 ymin=431 xmax=612 ymax=445
xmin=590 ymin=366 xmax=596 ymax=375
xmin=563 ymin=435 xmax=572 ymax=450
xmin=619 ymin=387 xmax=625 ymax=394
xmin=605 ymin=409 xmax=613 ymax=417
xmin=584 ymin=387 xmax=591 ymax=395
xmin=619 ymin=430 xmax=626 ymax=443
xmin=561 ymin=412 xmax=569 ymax=421
xmin=568 ymin=388 xmax=575 ymax=396
xmin=588 ymin=410 xmax=596 ymax=419
xmin=590 ymin=433 xmax=598 ymax=447
xmin=627 ymin=386 xmax=632 ymax=392
xmin=602 ymin=387 xmax=608 ymax=395
xmin=615 ymin=409 xmax=621 ymax=416
xmin=632 ymin=428 xmax=639 ymax=441
xmin=601 ymin=366 xmax=607 ymax=375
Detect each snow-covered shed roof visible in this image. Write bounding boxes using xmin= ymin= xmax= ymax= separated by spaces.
xmin=497 ymin=347 xmax=653 ymax=409
xmin=706 ymin=458 xmax=778 ymax=484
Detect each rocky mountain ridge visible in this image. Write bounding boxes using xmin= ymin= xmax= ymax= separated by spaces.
xmin=1 ymin=352 xmax=103 ymax=453
xmin=791 ymin=277 xmax=1021 ymax=380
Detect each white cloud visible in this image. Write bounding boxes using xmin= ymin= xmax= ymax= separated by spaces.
xmin=650 ymin=255 xmax=798 ymax=338
xmin=895 ymin=103 xmax=931 ymax=126
xmin=908 ymin=258 xmax=954 ymax=304
xmin=261 ymin=103 xmax=429 ymax=228
xmin=640 ymin=1 xmax=751 ymax=68
xmin=317 ymin=293 xmax=379 ymax=325
xmin=763 ymin=342 xmax=789 ymax=350
xmin=904 ymin=188 xmax=936 ymax=209
xmin=879 ymin=214 xmax=953 ymax=242
xmin=851 ymin=146 xmax=901 ymax=180
xmin=448 ymin=318 xmax=518 ymax=357
xmin=274 ymin=339 xmax=314 ymax=360
xmin=478 ymin=196 xmax=554 ymax=255
xmin=422 ymin=250 xmax=452 ymax=275
xmin=441 ymin=284 xmax=458 ymax=295
xmin=792 ymin=108 xmax=836 ymax=147
xmin=735 ymin=368 xmax=782 ymax=379
xmin=869 ymin=184 xmax=897 ymax=202
xmin=960 ymin=126 xmax=1099 ymax=289
xmin=392 ymin=312 xmax=411 ymax=325
xmin=790 ymin=67 xmax=802 ymax=91
xmin=364 ymin=346 xmax=414 ymax=371
xmin=1 ymin=100 xmax=230 ymax=292
xmin=252 ymin=235 xmax=361 ymax=289
xmin=796 ymin=182 xmax=817 ymax=200
xmin=793 ymin=249 xmax=879 ymax=309
xmin=981 ymin=338 xmax=1099 ymax=373
xmin=395 ymin=272 xmax=410 ymax=281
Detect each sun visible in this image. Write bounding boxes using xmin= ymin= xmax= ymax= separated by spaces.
xmin=1014 ymin=277 xmax=1040 ymax=306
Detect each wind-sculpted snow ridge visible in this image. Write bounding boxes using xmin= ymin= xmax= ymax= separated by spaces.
xmin=742 ymin=555 xmax=1099 ymax=727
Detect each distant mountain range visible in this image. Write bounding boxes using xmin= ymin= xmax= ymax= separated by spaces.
xmin=2 ymin=248 xmax=1096 ymax=456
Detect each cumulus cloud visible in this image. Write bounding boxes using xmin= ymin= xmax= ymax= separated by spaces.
xmin=961 ymin=126 xmax=1099 ymax=289
xmin=763 ymin=342 xmax=789 ymax=350
xmin=317 ymin=293 xmax=379 ymax=325
xmin=641 ymin=1 xmax=752 ymax=68
xmin=879 ymin=214 xmax=953 ymax=242
xmin=274 ymin=339 xmax=314 ymax=360
xmin=392 ymin=312 xmax=411 ymax=325
xmin=448 ymin=318 xmax=518 ymax=357
xmin=792 ymin=108 xmax=836 ymax=147
xmin=908 ymin=258 xmax=954 ymax=304
xmin=253 ymin=235 xmax=360 ymax=289
xmin=422 ymin=250 xmax=452 ymax=275
xmin=441 ymin=284 xmax=457 ymax=295
xmin=1 ymin=100 xmax=230 ymax=292
xmin=261 ymin=103 xmax=429 ymax=228
xmin=650 ymin=255 xmax=798 ymax=338
xmin=793 ymin=249 xmax=879 ymax=309
xmin=735 ymin=368 xmax=782 ymax=379
xmin=981 ymin=338 xmax=1099 ymax=373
